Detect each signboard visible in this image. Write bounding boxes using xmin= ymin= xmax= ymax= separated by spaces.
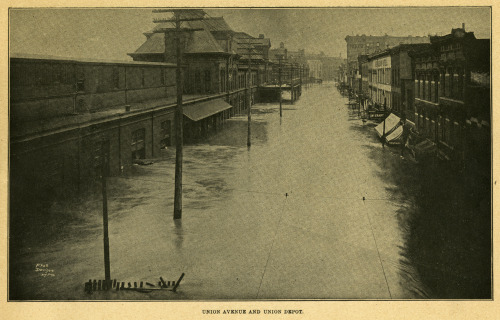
xmin=374 ymin=56 xmax=391 ymax=69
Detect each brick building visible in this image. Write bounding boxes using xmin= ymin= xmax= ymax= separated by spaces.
xmin=411 ymin=25 xmax=490 ymax=164
xmin=10 ymin=55 xmax=179 ymax=200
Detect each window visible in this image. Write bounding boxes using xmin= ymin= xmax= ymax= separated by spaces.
xmin=447 ymin=68 xmax=453 ymax=98
xmin=434 ymin=73 xmax=440 ymax=103
xmin=427 ymin=75 xmax=432 ymax=101
xmin=204 ymin=70 xmax=211 ymax=93
xmin=422 ymin=74 xmax=426 ymax=100
xmin=160 ymin=68 xmax=165 ymax=86
xmin=76 ymin=79 xmax=85 ymax=92
xmin=194 ymin=69 xmax=201 ymax=93
xmin=131 ymin=128 xmax=146 ymax=160
xmin=113 ymin=67 xmax=120 ymax=89
xmin=141 ymin=68 xmax=145 ymax=87
xmin=220 ymin=69 xmax=225 ymax=92
xmin=160 ymin=120 xmax=171 ymax=147
xmin=457 ymin=70 xmax=464 ymax=100
xmin=93 ymin=140 xmax=110 ymax=177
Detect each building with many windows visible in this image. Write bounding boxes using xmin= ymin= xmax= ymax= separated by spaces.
xmin=411 ymin=25 xmax=490 ymax=163
xmin=10 ymin=54 xmax=179 ymax=200
xmin=345 ymin=34 xmax=429 ymax=93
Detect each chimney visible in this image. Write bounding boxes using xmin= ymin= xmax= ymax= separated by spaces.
xmin=462 ymin=23 xmax=465 ymax=30
xmin=280 ymin=42 xmax=284 ymax=49
xmin=259 ymin=34 xmax=264 ymax=39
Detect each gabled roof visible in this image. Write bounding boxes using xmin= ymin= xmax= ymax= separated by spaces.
xmin=202 ymin=17 xmax=233 ymax=32
xmin=129 ymin=18 xmax=229 ymax=57
xmin=232 ymin=32 xmax=267 ymax=61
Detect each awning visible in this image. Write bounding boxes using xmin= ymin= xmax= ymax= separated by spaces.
xmin=375 ymin=113 xmax=400 ymax=138
xmin=385 ymin=125 xmax=403 ymax=143
xmin=183 ymin=98 xmax=232 ymax=122
xmin=384 ymin=119 xmax=417 ymax=144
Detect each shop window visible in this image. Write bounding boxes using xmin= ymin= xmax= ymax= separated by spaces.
xmin=131 ymin=128 xmax=146 ymax=160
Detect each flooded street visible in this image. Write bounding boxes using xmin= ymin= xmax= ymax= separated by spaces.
xmin=10 ymin=82 xmax=490 ymax=300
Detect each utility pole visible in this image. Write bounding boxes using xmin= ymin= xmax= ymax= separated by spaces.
xmin=290 ymin=63 xmax=294 ymax=104
xmin=237 ymin=38 xmax=264 ymax=147
xmin=153 ymin=9 xmax=205 ymax=219
xmin=299 ymin=64 xmax=302 ymax=98
xmin=278 ymin=55 xmax=285 ymax=119
xmin=100 ymin=141 xmax=111 ymax=289
xmin=382 ymin=96 xmax=387 ymax=148
xmin=247 ymin=47 xmax=252 ymax=147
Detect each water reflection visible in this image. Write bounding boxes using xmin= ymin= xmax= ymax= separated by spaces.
xmin=173 ymin=219 xmax=183 ymax=251
xmin=9 ymin=83 xmax=490 ymax=300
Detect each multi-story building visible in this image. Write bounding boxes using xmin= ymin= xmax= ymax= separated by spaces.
xmin=358 ymin=55 xmax=369 ymax=99
xmin=10 ymin=54 xmax=180 ymax=199
xmin=361 ymin=43 xmax=431 ymax=117
xmin=368 ymin=50 xmax=392 ymax=107
xmin=390 ymin=43 xmax=431 ymax=119
xmin=345 ymin=34 xmax=429 ymax=93
xmin=411 ymin=25 xmax=490 ymax=164
xmin=307 ymin=59 xmax=322 ymax=80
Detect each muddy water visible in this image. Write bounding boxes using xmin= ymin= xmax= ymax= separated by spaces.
xmin=9 ymin=83 xmax=490 ymax=300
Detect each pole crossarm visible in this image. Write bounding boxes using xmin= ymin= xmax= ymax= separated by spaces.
xmin=153 ymin=9 xmax=206 ymax=14
xmin=153 ymin=17 xmax=206 ymax=23
xmin=153 ymin=28 xmax=204 ymax=33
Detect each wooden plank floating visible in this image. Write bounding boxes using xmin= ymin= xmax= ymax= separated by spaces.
xmin=173 ymin=273 xmax=185 ymax=292
xmin=85 ymin=274 xmax=185 ymax=293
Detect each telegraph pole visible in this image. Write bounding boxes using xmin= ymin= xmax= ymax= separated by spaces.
xmin=237 ymin=38 xmax=264 ymax=147
xmin=153 ymin=9 xmax=205 ymax=219
xmin=278 ymin=56 xmax=283 ymax=118
xmin=247 ymin=47 xmax=252 ymax=147
xmin=299 ymin=64 xmax=302 ymax=98
xmin=382 ymin=96 xmax=387 ymax=148
xmin=100 ymin=141 xmax=111 ymax=289
xmin=290 ymin=63 xmax=294 ymax=104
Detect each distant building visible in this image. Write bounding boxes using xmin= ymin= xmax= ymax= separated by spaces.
xmin=307 ymin=59 xmax=322 ymax=80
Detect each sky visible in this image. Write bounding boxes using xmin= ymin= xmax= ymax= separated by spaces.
xmin=9 ymin=7 xmax=491 ymax=61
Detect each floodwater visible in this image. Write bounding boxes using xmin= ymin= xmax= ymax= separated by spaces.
xmin=9 ymin=82 xmax=491 ymax=300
